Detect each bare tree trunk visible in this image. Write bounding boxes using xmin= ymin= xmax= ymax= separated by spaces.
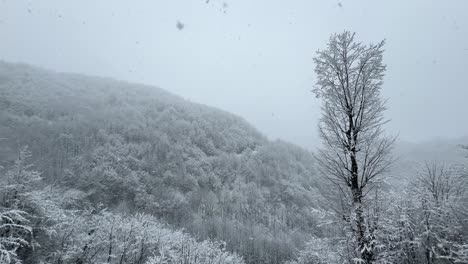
xmin=351 ymin=147 xmax=373 ymax=262
xmin=107 ymin=226 xmax=114 ymax=263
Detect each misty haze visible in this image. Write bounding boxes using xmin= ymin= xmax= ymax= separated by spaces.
xmin=0 ymin=1 xmax=467 ymax=264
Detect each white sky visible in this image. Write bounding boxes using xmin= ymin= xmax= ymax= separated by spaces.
xmin=1 ymin=0 xmax=468 ymax=149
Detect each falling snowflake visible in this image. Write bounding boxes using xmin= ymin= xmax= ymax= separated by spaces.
xmin=176 ymin=21 xmax=184 ymax=30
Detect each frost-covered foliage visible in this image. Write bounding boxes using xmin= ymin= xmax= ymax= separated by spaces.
xmin=0 ymin=209 xmax=31 ymax=264
xmin=146 ymin=233 xmax=243 ymax=264
xmin=1 ymin=147 xmax=42 ymax=208
xmin=0 ymin=147 xmax=40 ymax=264
xmin=373 ymin=190 xmax=419 ymax=264
xmin=34 ymin=196 xmax=244 ymax=264
xmin=286 ymin=237 xmax=345 ymax=264
xmin=0 ymin=61 xmax=326 ymax=263
xmin=290 ymin=160 xmax=468 ymax=264
xmin=0 ymin=156 xmax=243 ymax=264
xmin=373 ymin=162 xmax=468 ymax=264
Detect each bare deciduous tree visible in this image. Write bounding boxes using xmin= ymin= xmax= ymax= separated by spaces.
xmin=313 ymin=31 xmax=395 ymax=263
xmin=416 ymin=161 xmax=465 ymax=203
xmin=413 ymin=161 xmax=468 ymax=263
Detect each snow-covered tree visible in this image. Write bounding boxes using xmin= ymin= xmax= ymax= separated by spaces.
xmin=313 ymin=31 xmax=395 ymax=263
xmin=412 ymin=161 xmax=467 ymax=263
xmin=31 ymin=188 xmax=244 ymax=264
xmin=374 ymin=161 xmax=468 ymax=264
xmin=286 ymin=237 xmax=346 ymax=264
xmin=374 ymin=190 xmax=419 ymax=264
xmin=0 ymin=147 xmax=40 ymax=263
xmin=0 ymin=209 xmax=32 ymax=264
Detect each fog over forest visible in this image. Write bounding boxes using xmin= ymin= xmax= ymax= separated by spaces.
xmin=1 ymin=0 xmax=468 ymax=149
xmin=0 ymin=1 xmax=467 ymax=264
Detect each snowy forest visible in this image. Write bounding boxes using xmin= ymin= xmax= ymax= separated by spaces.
xmin=1 ymin=1 xmax=468 ymax=264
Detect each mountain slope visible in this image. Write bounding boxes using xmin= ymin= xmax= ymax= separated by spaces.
xmin=0 ymin=61 xmax=327 ymax=264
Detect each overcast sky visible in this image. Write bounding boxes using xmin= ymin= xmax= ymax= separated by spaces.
xmin=1 ymin=0 xmax=467 ymax=149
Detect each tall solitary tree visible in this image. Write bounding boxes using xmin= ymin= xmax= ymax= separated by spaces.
xmin=313 ymin=31 xmax=395 ymax=263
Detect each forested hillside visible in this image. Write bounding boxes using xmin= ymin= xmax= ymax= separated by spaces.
xmin=0 ymin=61 xmax=329 ymax=263
xmin=1 ymin=61 xmax=467 ymax=264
